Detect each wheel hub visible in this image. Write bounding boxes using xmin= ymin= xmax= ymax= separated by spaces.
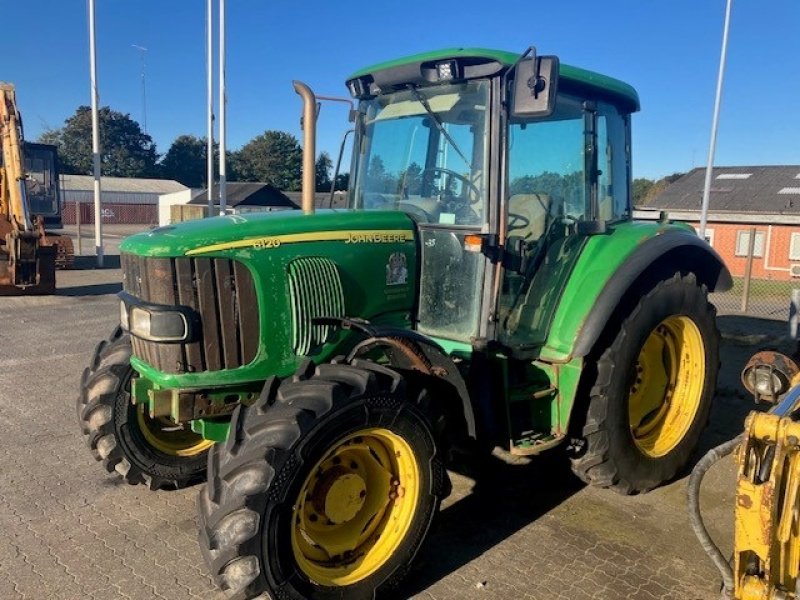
xmin=312 ymin=467 xmax=367 ymax=525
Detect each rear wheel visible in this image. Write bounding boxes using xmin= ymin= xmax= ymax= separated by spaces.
xmin=77 ymin=328 xmax=212 ymax=489
xmin=198 ymin=360 xmax=449 ymax=600
xmin=570 ymin=273 xmax=719 ymax=494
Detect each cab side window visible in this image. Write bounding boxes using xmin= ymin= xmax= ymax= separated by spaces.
xmin=596 ymin=101 xmax=630 ymax=222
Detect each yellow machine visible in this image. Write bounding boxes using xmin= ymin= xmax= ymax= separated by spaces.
xmin=0 ymin=82 xmax=72 ymax=294
xmin=691 ymin=352 xmax=800 ymax=600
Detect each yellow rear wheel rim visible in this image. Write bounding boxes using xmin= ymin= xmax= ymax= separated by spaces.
xmin=291 ymin=428 xmax=421 ymax=587
xmin=628 ymin=315 xmax=706 ymax=458
xmin=136 ymin=406 xmax=214 ymax=457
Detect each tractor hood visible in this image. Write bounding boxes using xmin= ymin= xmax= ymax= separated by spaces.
xmin=119 ymin=208 xmax=419 ymax=390
xmin=119 ymin=209 xmax=416 ymax=258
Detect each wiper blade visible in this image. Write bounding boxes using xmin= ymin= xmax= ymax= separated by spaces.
xmin=407 ymin=85 xmax=471 ymax=169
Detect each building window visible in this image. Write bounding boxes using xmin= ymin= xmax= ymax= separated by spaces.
xmin=790 ymin=232 xmax=800 ymax=261
xmin=694 ymin=226 xmax=714 ymax=247
xmin=735 ymin=230 xmax=765 ymax=257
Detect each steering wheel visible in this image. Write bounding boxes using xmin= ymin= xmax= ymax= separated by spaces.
xmin=421 ymin=167 xmax=481 ymax=205
xmin=507 ymin=213 xmax=532 ymax=239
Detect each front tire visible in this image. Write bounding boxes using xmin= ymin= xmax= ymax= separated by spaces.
xmin=77 ymin=328 xmax=212 ymax=489
xmin=570 ymin=273 xmax=719 ymax=494
xmin=198 ymin=360 xmax=450 ymax=600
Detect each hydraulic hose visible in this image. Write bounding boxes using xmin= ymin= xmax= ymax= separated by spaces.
xmin=687 ymin=434 xmax=742 ymax=598
xmin=688 ymin=384 xmax=800 ymax=599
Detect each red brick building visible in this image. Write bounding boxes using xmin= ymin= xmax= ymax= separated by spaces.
xmin=635 ymin=166 xmax=800 ymax=281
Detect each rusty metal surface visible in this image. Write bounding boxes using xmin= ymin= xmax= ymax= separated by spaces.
xmin=741 ymin=350 xmax=800 ymax=402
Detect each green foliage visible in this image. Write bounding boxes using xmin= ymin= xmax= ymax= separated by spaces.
xmin=632 ymin=178 xmax=654 ymax=205
xmin=160 ymin=135 xmax=210 ymax=188
xmin=42 ymin=106 xmax=158 ymax=177
xmin=634 ymin=172 xmax=685 ymax=206
xmin=315 ymin=151 xmax=333 ymax=192
xmin=234 ymin=130 xmax=302 ymax=190
xmin=334 ymin=172 xmax=350 ymax=191
xmin=509 ymin=171 xmax=583 ymax=215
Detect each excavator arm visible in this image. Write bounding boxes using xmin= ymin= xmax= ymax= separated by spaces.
xmin=0 ymin=82 xmax=56 ymax=294
xmin=0 ymin=82 xmax=33 ymax=231
xmin=734 ymin=410 xmax=800 ymax=600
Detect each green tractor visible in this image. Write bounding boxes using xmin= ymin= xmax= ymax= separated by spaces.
xmin=77 ymin=47 xmax=731 ymax=599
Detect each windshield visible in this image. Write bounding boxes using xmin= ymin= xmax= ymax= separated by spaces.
xmin=24 ymin=146 xmax=59 ymax=217
xmin=350 ymin=80 xmax=489 ymax=226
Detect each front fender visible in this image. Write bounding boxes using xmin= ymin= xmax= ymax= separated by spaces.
xmin=539 ymin=222 xmax=731 ymax=363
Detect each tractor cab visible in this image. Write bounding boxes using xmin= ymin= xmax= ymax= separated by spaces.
xmin=346 ymin=48 xmax=638 ymax=348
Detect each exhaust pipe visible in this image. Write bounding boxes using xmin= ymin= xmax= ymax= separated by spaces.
xmin=293 ymin=81 xmax=316 ymax=215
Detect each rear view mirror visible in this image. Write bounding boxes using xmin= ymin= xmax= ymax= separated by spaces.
xmin=511 ymin=56 xmax=559 ymax=118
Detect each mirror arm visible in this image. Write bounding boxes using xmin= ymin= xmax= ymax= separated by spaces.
xmin=501 ymin=46 xmax=536 ymax=110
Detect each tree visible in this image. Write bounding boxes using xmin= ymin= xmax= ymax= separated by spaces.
xmin=160 ymin=135 xmax=210 ymax=187
xmin=235 ymin=130 xmax=302 ymax=190
xmin=632 ymin=178 xmax=655 ymax=205
xmin=334 ymin=172 xmax=349 ymax=191
xmin=36 ymin=128 xmax=62 ymax=147
xmin=41 ymin=106 xmax=158 ymax=177
xmin=315 ymin=152 xmax=333 ymax=192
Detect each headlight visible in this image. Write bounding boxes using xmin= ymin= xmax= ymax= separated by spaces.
xmin=117 ymin=291 xmax=195 ymax=343
xmin=128 ymin=306 xmax=188 ymax=342
xmin=120 ymin=301 xmax=130 ymax=331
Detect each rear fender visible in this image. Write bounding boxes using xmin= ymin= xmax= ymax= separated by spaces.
xmin=540 ymin=225 xmax=731 ymax=363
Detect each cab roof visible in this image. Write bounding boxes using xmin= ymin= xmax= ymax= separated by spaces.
xmin=348 ymin=47 xmax=640 ymax=113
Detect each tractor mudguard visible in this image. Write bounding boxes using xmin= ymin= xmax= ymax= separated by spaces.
xmin=572 ymin=229 xmax=732 ymax=359
xmin=537 ymin=223 xmax=732 ymax=364
xmin=318 ymin=317 xmax=477 ymax=440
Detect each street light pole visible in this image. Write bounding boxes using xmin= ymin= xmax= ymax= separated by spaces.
xmin=699 ymin=0 xmax=734 ymax=239
xmin=88 ymin=0 xmax=104 ymax=267
xmin=206 ymin=0 xmax=214 ymax=217
xmin=131 ymin=45 xmax=148 ymax=135
xmin=218 ymin=0 xmax=227 ymax=215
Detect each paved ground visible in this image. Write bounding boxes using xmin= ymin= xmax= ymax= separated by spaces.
xmin=0 ymin=233 xmax=787 ymax=599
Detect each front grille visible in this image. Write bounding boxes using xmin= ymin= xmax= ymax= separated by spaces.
xmin=121 ymin=254 xmax=259 ymax=373
xmin=287 ymin=257 xmax=345 ymax=355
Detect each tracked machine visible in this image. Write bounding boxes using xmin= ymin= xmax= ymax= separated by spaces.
xmin=78 ymin=47 xmax=732 ymax=599
xmin=0 ymin=82 xmax=72 ymax=295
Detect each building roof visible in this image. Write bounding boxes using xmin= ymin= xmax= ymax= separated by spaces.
xmin=189 ymin=182 xmax=299 ymax=208
xmin=640 ymin=166 xmax=800 ymax=216
xmin=62 ymin=174 xmax=186 ymax=195
xmin=283 ymin=191 xmax=347 ymax=209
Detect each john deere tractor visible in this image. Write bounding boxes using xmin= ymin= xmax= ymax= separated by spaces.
xmin=77 ymin=47 xmax=732 ymax=599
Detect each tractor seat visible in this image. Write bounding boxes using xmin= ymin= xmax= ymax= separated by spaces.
xmin=507 ymin=194 xmax=551 ymax=242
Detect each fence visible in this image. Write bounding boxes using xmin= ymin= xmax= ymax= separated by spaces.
xmin=62 ymin=202 xmax=158 ymax=226
xmin=709 ymin=225 xmax=800 ymax=334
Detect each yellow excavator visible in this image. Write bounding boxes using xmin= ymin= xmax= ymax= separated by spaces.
xmin=0 ymin=82 xmax=73 ymax=294
xmin=692 ymin=350 xmax=800 ymax=600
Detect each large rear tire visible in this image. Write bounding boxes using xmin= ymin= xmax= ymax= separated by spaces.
xmin=77 ymin=328 xmax=212 ymax=489
xmin=198 ymin=360 xmax=450 ymax=600
xmin=570 ymin=273 xmax=719 ymax=494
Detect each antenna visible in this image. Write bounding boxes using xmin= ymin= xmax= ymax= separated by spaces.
xmin=131 ymin=44 xmax=148 ymax=134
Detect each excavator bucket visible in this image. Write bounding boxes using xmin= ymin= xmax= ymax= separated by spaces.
xmin=0 ymin=230 xmax=56 ymax=295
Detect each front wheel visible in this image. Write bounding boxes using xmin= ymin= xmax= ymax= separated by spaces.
xmin=77 ymin=329 xmax=212 ymax=489
xmin=198 ymin=361 xmax=449 ymax=600
xmin=570 ymin=273 xmax=719 ymax=494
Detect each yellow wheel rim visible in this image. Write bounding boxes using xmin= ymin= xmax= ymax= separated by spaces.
xmin=291 ymin=428 xmax=421 ymax=587
xmin=136 ymin=406 xmax=214 ymax=457
xmin=628 ymin=315 xmax=706 ymax=458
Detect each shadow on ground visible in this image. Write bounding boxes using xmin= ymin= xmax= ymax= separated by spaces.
xmin=403 ymin=452 xmax=582 ymax=596
xmin=72 ymin=255 xmax=121 ymax=270
xmin=57 ymin=282 xmax=122 ymax=297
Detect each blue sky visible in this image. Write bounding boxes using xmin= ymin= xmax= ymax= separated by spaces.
xmin=5 ymin=1 xmax=799 ymax=180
